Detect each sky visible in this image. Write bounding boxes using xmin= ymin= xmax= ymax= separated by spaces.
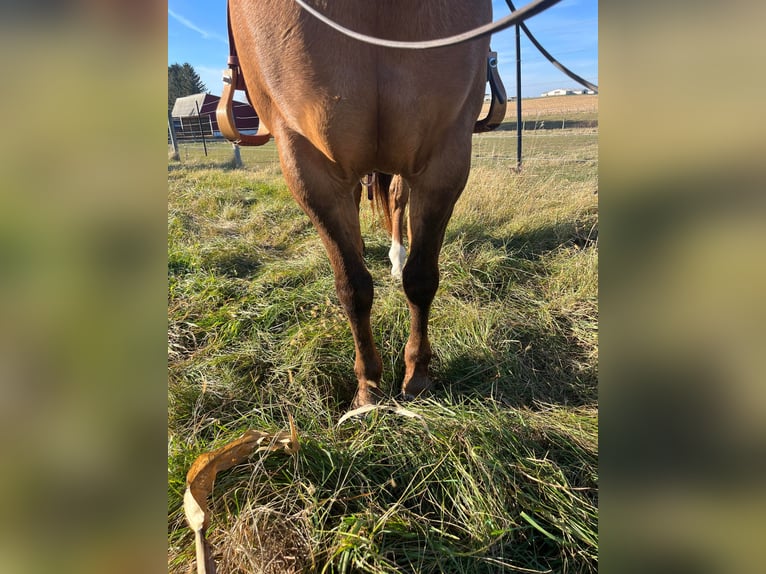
xmin=168 ymin=0 xmax=597 ymax=101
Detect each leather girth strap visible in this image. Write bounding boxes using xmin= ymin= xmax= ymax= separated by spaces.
xmin=474 ymin=51 xmax=507 ymax=133
xmin=216 ymin=1 xmax=271 ymax=146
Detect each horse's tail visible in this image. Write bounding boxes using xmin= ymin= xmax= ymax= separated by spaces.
xmin=372 ymin=172 xmax=394 ymax=235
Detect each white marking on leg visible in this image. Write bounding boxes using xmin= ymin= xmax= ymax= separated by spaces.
xmin=389 ymin=240 xmax=407 ymax=278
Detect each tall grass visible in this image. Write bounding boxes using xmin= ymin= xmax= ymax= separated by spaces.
xmin=169 ymin=127 xmax=597 ymax=573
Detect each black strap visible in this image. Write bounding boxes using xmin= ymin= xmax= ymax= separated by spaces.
xmin=504 ymin=0 xmax=597 ymax=92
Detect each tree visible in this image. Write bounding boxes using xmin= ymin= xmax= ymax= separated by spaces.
xmin=168 ymin=63 xmax=207 ymax=110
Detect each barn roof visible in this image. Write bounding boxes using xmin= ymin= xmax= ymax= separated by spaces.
xmin=171 ymin=93 xmax=217 ymax=117
xmin=171 ymin=92 xmax=255 ymax=120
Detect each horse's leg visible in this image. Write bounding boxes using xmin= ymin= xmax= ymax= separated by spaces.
xmin=275 ymin=131 xmax=382 ymax=407
xmin=400 ymin=155 xmax=469 ymax=399
xmin=353 ymin=179 xmax=363 ymax=212
xmin=352 ymin=179 xmax=365 ymax=254
xmin=388 ymin=175 xmax=410 ymax=278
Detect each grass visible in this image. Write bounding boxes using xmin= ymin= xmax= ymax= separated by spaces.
xmin=168 ymin=123 xmax=597 ymax=573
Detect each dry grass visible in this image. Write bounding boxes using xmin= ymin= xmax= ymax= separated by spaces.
xmin=512 ymin=95 xmax=598 ymax=117
xmin=481 ymin=94 xmax=598 ymax=120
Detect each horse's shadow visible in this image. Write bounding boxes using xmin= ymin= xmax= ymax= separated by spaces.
xmin=368 ymin=219 xmax=598 ymax=409
xmin=432 ymin=325 xmax=596 ymax=408
xmin=444 ymin=216 xmax=597 ymax=257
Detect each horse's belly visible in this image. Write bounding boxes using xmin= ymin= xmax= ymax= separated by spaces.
xmin=236 ymin=0 xmax=490 ymax=174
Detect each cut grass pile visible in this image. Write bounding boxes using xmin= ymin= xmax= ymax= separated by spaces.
xmin=168 ymin=127 xmax=598 ymax=573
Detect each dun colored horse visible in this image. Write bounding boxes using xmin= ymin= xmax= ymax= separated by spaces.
xmin=228 ymin=0 xmax=492 ymax=406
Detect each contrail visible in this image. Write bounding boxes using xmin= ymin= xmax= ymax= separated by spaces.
xmin=168 ymin=8 xmax=227 ymax=43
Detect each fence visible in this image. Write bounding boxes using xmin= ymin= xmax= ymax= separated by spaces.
xmin=168 ymin=111 xmax=596 ymax=164
xmin=170 ymin=115 xmax=214 ymax=139
xmin=168 ymin=100 xmax=261 ymax=156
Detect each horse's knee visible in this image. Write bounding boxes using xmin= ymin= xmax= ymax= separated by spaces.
xmin=336 ymin=266 xmax=374 ymax=316
xmin=402 ymin=261 xmax=438 ymax=309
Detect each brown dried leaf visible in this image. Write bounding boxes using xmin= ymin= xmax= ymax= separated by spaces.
xmin=183 ymin=415 xmax=300 ymax=574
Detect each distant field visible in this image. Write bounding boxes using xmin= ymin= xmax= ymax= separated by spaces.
xmin=513 ymin=94 xmax=598 ymax=116
xmin=481 ymin=94 xmax=598 ymax=123
xmin=168 ymin=125 xmax=598 ymax=572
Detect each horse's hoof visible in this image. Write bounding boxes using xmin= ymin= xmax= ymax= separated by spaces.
xmin=401 ymin=375 xmax=431 ymax=399
xmin=350 ymin=382 xmax=383 ymax=409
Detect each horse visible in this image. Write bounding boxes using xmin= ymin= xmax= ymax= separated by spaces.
xmin=228 ymin=0 xmax=493 ymax=407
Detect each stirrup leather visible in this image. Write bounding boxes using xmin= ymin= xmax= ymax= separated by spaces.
xmin=216 ymin=0 xmax=271 ymax=146
xmin=216 ymin=63 xmax=271 ymax=146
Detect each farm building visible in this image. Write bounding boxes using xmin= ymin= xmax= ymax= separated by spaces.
xmin=541 ymin=89 xmax=576 ymax=97
xmin=170 ymin=93 xmax=259 ymax=139
xmin=541 ymin=88 xmax=596 ymax=97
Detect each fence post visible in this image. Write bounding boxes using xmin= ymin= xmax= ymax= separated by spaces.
xmin=231 ymin=143 xmax=242 ymax=168
xmin=195 ymin=100 xmax=208 ymax=156
xmin=168 ymin=110 xmax=180 ymax=161
xmin=515 ymin=23 xmax=522 ymax=171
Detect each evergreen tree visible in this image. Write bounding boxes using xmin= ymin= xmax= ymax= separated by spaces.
xmin=168 ymin=62 xmax=207 ymax=110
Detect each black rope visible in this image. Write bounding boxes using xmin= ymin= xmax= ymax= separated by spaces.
xmin=505 ymin=0 xmax=598 ymax=92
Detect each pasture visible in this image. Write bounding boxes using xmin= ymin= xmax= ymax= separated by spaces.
xmin=168 ymin=114 xmax=598 ymax=572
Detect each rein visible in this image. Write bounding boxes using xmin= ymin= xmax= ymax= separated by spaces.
xmin=293 ymin=0 xmax=563 ymax=50
xmin=216 ymin=0 xmax=539 ymax=146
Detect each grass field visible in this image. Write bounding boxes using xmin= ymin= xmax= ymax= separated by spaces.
xmin=168 ymin=109 xmax=598 ymax=573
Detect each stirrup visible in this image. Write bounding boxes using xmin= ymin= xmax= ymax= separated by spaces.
xmin=216 ymin=64 xmax=272 ymax=146
xmin=474 ymin=51 xmax=507 ymax=133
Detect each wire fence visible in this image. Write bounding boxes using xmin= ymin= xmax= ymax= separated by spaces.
xmin=169 ymin=138 xmax=282 ymax=171
xmin=168 ymin=109 xmax=597 ymax=169
xmin=168 ymin=109 xmax=596 ymax=148
xmin=168 ymin=124 xmax=597 ymax=173
xmin=168 ymin=99 xmax=597 ymax=167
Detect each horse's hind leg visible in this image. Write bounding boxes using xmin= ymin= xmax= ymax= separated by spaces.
xmin=400 ymin=155 xmax=469 ymax=399
xmin=352 ymin=179 xmax=365 ymax=254
xmin=388 ymin=175 xmax=410 ymax=278
xmin=275 ymin=131 xmax=382 ymax=407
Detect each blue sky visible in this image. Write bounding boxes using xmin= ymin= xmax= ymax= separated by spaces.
xmin=168 ymin=0 xmax=597 ymax=100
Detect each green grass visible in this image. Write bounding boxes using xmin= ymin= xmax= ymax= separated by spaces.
xmin=168 ymin=127 xmax=597 ymax=573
